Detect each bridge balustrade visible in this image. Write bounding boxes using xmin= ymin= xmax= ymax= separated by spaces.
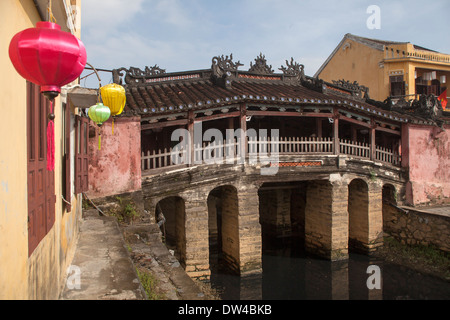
xmin=141 ymin=137 xmax=401 ymax=172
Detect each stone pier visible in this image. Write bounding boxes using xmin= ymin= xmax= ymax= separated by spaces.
xmin=305 ymin=178 xmax=349 ymax=261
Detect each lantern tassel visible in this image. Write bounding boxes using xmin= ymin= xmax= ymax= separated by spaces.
xmin=112 ymin=118 xmax=114 ymax=135
xmin=47 ymin=101 xmax=55 ymax=171
xmin=98 ymin=126 xmax=102 ymax=150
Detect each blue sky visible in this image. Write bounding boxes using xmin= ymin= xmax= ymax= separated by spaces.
xmin=80 ymin=0 xmax=450 ymax=88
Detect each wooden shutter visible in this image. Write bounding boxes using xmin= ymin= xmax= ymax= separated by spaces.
xmin=62 ymin=103 xmax=71 ymax=211
xmin=75 ymin=115 xmax=89 ymax=194
xmin=27 ymin=82 xmax=56 ymax=255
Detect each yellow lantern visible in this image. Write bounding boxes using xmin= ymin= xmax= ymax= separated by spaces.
xmin=100 ymin=83 xmax=126 ymax=134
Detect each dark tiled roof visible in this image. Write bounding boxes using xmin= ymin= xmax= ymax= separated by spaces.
xmin=113 ymin=55 xmax=446 ymax=126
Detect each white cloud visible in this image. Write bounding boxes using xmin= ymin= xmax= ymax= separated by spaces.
xmin=153 ymin=0 xmax=193 ymax=28
xmin=82 ymin=0 xmax=145 ymax=33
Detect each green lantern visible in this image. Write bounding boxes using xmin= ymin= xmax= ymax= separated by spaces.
xmin=88 ymin=103 xmax=111 ymax=150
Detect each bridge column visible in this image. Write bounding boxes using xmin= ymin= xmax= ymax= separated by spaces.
xmin=182 ymin=190 xmax=211 ymax=280
xmin=237 ymin=185 xmax=262 ymax=276
xmin=367 ymin=181 xmax=384 ymax=252
xmin=305 ymin=177 xmax=349 ymax=261
xmin=348 ymin=179 xmax=384 ymax=254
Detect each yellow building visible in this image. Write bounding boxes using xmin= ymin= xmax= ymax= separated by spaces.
xmin=315 ymin=33 xmax=450 ymax=102
xmin=0 ymin=0 xmax=91 ymax=299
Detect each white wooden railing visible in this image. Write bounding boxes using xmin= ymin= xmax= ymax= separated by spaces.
xmin=376 ymin=145 xmax=401 ymax=166
xmin=141 ymin=137 xmax=401 ymax=171
xmin=340 ymin=139 xmax=370 ymax=159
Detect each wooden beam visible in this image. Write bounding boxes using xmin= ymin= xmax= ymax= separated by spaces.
xmin=302 ymin=112 xmax=335 ymax=118
xmin=141 ymin=119 xmax=188 ymax=130
xmin=340 ymin=115 xmax=372 ymax=128
xmin=239 ymin=104 xmax=247 ymax=161
xmin=316 ymin=118 xmax=323 ymax=138
xmin=228 ymin=117 xmax=234 ymax=130
xmin=375 ymin=125 xmax=401 ymax=136
xmin=370 ymin=119 xmax=376 ymax=161
xmin=194 ymin=111 xmax=241 ymax=123
xmin=401 ymin=123 xmax=409 ymax=169
xmin=246 ymin=110 xmax=334 ymax=118
xmin=188 ymin=110 xmax=195 ymax=166
xmin=333 ymin=108 xmax=340 ymax=155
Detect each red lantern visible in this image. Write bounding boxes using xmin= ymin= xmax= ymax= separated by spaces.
xmin=9 ymin=21 xmax=87 ymax=101
xmin=9 ymin=21 xmax=87 ymax=171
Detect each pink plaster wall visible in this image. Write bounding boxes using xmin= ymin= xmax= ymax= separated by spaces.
xmin=406 ymin=124 xmax=450 ymax=206
xmin=88 ymin=117 xmax=141 ymax=199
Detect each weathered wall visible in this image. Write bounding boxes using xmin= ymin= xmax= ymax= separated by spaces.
xmin=88 ymin=117 xmax=141 ymax=199
xmin=406 ymin=124 xmax=450 ymax=206
xmin=384 ymin=206 xmax=450 ymax=252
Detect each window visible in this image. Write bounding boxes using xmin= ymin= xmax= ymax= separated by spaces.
xmin=390 ymin=75 xmax=405 ymax=97
xmin=74 ymin=115 xmax=89 ymax=194
xmin=27 ymin=82 xmax=56 ymax=255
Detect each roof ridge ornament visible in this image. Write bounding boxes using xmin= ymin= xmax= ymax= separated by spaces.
xmin=112 ymin=65 xmax=166 ymax=85
xmin=279 ymin=57 xmax=305 ymax=79
xmin=331 ymin=79 xmax=370 ymax=100
xmin=212 ymin=54 xmax=243 ymax=74
xmin=248 ymin=53 xmax=274 ymax=74
xmin=211 ymin=54 xmax=243 ymax=89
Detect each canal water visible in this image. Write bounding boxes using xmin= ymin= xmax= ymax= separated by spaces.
xmin=209 ymin=237 xmax=450 ymax=300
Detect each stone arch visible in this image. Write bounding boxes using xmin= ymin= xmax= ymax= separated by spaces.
xmin=155 ymin=196 xmax=186 ymax=266
xmin=207 ymin=185 xmax=240 ymax=275
xmin=348 ymin=178 xmax=370 ymax=253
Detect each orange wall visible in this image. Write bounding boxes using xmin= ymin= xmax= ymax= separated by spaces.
xmin=318 ymin=39 xmax=386 ymax=101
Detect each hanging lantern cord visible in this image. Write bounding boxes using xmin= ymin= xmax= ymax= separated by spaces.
xmin=47 ymin=0 xmax=57 ymax=23
xmin=85 ymin=62 xmax=103 ymax=102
